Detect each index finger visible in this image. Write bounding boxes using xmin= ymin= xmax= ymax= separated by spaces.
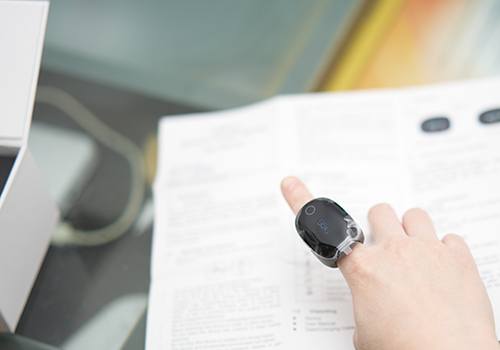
xmin=281 ymin=176 xmax=367 ymax=285
xmin=280 ymin=176 xmax=313 ymax=214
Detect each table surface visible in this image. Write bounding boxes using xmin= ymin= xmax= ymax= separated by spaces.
xmin=16 ymin=70 xmax=201 ymax=348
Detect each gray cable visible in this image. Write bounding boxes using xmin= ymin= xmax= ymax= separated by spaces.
xmin=36 ymin=86 xmax=146 ymax=246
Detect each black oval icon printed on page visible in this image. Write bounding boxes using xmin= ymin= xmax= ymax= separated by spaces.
xmin=420 ymin=117 xmax=451 ymax=133
xmin=479 ymin=109 xmax=500 ymax=124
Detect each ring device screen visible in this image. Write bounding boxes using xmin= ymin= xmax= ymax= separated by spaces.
xmin=295 ymin=198 xmax=364 ymax=267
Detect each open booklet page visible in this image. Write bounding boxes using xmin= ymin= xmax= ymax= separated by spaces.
xmin=149 ymin=102 xmax=291 ymax=349
xmin=148 ymin=78 xmax=500 ymax=349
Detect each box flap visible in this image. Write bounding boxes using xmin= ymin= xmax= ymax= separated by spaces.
xmin=0 ymin=1 xmax=48 ymax=144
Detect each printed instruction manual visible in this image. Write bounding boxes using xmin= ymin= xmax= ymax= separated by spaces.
xmin=148 ymin=78 xmax=500 ymax=349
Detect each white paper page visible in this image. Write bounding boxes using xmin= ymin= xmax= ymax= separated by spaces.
xmin=400 ymin=79 xmax=500 ymax=336
xmin=148 ymin=101 xmax=293 ymax=349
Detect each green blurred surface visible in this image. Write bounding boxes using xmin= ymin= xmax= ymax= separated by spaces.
xmin=42 ymin=0 xmax=363 ymax=108
xmin=0 ymin=334 xmax=58 ymax=350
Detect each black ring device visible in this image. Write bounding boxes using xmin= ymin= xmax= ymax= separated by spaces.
xmin=295 ymin=198 xmax=364 ymax=268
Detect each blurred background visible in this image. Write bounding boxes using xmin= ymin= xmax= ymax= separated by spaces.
xmin=13 ymin=0 xmax=500 ymax=349
xmin=41 ymin=0 xmax=500 ymax=107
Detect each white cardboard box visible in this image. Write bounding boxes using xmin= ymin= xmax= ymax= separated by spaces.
xmin=0 ymin=1 xmax=59 ymax=331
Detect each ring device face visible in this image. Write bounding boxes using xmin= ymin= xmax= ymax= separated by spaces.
xmin=295 ymin=198 xmax=364 ymax=267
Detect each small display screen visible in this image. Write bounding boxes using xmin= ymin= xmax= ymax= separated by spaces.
xmin=296 ymin=198 xmax=350 ymax=259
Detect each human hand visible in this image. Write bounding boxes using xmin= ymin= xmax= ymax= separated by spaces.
xmin=281 ymin=176 xmax=499 ymax=350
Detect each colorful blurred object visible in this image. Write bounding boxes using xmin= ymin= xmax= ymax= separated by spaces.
xmin=322 ymin=0 xmax=500 ymax=91
xmin=41 ymin=0 xmax=500 ymax=105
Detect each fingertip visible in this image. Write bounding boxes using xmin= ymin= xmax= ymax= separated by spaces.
xmin=280 ymin=176 xmax=300 ymax=195
xmin=367 ymin=203 xmax=405 ymax=242
xmin=442 ymin=233 xmax=467 ymax=249
xmin=402 ymin=207 xmax=427 ymax=219
xmin=442 ymin=234 xmax=475 ymax=266
xmin=367 ymin=202 xmax=393 ymax=221
xmin=402 ymin=207 xmax=436 ymax=239
xmin=280 ymin=176 xmax=313 ymax=214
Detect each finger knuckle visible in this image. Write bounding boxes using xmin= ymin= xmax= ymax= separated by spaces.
xmin=384 ymin=235 xmax=407 ymax=250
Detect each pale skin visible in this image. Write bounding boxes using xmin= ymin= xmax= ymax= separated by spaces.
xmin=280 ymin=176 xmax=499 ymax=350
